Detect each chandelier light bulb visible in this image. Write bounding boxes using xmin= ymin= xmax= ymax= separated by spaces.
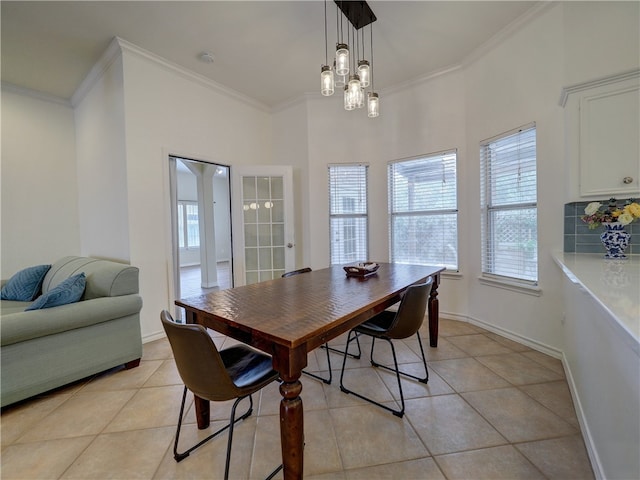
xmin=367 ymin=92 xmax=379 ymax=118
xmin=348 ymin=74 xmax=361 ymax=95
xmin=335 ymin=44 xmax=349 ymax=76
xmin=320 ymin=65 xmax=334 ymax=96
xmin=357 ymin=60 xmax=370 ymax=87
xmin=344 ymin=86 xmax=356 ymax=111
xmin=356 ymin=87 xmax=365 ymax=109
xmin=333 ymin=61 xmax=345 ymax=87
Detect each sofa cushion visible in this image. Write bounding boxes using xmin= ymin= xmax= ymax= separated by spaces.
xmin=1 ymin=264 xmax=51 ymax=301
xmin=26 ymin=273 xmax=86 ymax=311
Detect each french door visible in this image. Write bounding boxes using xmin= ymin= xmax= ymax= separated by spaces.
xmin=231 ymin=166 xmax=295 ymax=286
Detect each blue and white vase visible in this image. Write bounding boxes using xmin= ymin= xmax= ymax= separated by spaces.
xmin=600 ymin=223 xmax=631 ymax=259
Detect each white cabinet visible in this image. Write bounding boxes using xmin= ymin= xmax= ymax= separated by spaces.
xmin=561 ymin=70 xmax=640 ymax=200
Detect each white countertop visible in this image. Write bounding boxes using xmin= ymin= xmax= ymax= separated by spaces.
xmin=553 ymin=252 xmax=640 ymax=344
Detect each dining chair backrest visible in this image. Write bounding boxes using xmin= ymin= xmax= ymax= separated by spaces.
xmin=385 ymin=278 xmax=433 ymax=340
xmin=161 ymin=311 xmax=238 ymax=401
xmin=281 ymin=267 xmax=312 ymax=278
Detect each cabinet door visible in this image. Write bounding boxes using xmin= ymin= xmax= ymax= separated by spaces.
xmin=579 ymin=84 xmax=639 ymax=197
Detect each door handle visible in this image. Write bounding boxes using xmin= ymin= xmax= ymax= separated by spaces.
xmin=287 ymin=243 xmax=294 ymax=248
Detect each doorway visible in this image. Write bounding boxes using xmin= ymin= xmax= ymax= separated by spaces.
xmin=169 ymin=156 xmax=233 ymax=303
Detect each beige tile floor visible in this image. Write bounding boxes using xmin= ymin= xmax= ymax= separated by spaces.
xmin=1 ymin=319 xmax=595 ymax=479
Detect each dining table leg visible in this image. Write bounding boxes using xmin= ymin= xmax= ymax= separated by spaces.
xmin=279 ymin=376 xmax=304 ymax=479
xmin=428 ymin=273 xmax=440 ymax=347
xmin=272 ymin=343 xmax=306 ymax=480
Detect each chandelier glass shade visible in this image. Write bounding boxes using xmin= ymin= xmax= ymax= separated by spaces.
xmin=367 ymin=92 xmax=379 ymax=117
xmin=358 ymin=60 xmax=370 ymax=87
xmin=321 ymin=65 xmax=334 ymax=96
xmin=320 ymin=0 xmax=379 ymax=118
xmin=335 ymin=44 xmax=349 ymax=76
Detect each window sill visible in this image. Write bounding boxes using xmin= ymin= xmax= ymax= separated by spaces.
xmin=442 ymin=270 xmax=463 ymax=280
xmin=478 ymin=276 xmax=541 ymax=296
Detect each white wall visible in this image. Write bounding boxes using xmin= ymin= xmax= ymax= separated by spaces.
xmin=563 ymin=1 xmax=640 ymax=85
xmin=119 ymin=47 xmax=273 ymax=341
xmin=272 ymin=99 xmax=309 ymax=268
xmin=463 ymin=4 xmax=566 ymax=351
xmin=74 ymin=54 xmax=130 ymax=262
xmin=1 ymin=87 xmax=80 ymax=276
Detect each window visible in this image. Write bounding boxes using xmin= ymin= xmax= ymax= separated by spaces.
xmin=328 ymin=164 xmax=368 ymax=264
xmin=480 ymin=124 xmax=537 ymax=284
xmin=388 ymin=151 xmax=458 ymax=270
xmin=177 ymin=201 xmax=200 ymax=249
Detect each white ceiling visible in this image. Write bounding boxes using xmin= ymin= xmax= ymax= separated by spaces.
xmin=1 ymin=1 xmax=538 ymax=107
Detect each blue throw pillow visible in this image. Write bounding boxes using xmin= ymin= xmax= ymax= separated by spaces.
xmin=26 ymin=273 xmax=86 ymax=311
xmin=1 ymin=264 xmax=51 ymax=301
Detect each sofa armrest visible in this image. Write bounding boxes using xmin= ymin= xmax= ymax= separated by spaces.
xmin=1 ymin=294 xmax=143 ymax=346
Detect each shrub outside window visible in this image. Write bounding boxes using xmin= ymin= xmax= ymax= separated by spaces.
xmin=480 ymin=124 xmax=538 ymax=284
xmin=388 ymin=151 xmax=458 ymax=270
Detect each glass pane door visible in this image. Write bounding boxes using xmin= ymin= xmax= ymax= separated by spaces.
xmin=232 ymin=166 xmax=294 ymax=286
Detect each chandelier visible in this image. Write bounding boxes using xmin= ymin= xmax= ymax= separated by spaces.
xmin=320 ymin=0 xmax=379 ymax=118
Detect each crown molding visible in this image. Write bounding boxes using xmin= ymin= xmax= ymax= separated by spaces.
xmin=462 ymin=1 xmax=556 ymax=69
xmin=2 ymin=82 xmax=71 ymax=107
xmin=381 ymin=64 xmax=463 ymax=98
xmin=70 ymin=37 xmax=122 ymax=107
xmin=271 ymin=93 xmax=314 ymax=113
xmin=558 ymin=68 xmax=640 ymax=107
xmin=71 ymin=37 xmax=270 ymax=113
xmin=115 ymin=37 xmax=270 ymax=113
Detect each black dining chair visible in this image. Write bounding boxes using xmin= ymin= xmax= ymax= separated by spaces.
xmin=338 ymin=278 xmax=433 ymax=418
xmin=161 ymin=311 xmax=282 ymax=480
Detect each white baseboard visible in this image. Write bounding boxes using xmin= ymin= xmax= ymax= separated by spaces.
xmin=560 ymin=353 xmax=605 ymax=480
xmin=142 ymin=331 xmax=166 ymax=344
xmin=440 ymin=310 xmax=563 ymax=359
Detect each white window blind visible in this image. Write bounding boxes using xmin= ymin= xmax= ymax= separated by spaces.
xmin=388 ymin=151 xmax=458 ymax=270
xmin=480 ymin=124 xmax=537 ymax=284
xmin=329 ymin=164 xmax=369 ymax=264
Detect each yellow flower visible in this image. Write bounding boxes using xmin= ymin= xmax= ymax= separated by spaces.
xmin=624 ymin=202 xmax=640 ymax=219
xmin=618 ymin=212 xmax=634 ymax=225
xmin=612 ymin=210 xmax=621 ymax=218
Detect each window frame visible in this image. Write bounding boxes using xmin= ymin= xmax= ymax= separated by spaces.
xmin=388 ymin=149 xmax=459 ymax=271
xmin=177 ymin=200 xmax=200 ymax=250
xmin=328 ymin=163 xmax=369 ymax=265
xmin=480 ymin=123 xmax=539 ymax=291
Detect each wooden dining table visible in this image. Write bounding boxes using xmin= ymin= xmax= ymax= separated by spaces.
xmin=175 ymin=262 xmax=444 ymax=480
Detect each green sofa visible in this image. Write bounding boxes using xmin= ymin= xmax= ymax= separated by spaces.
xmin=1 ymin=256 xmax=143 ymax=407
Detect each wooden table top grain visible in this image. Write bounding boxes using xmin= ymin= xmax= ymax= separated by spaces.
xmin=176 ymin=263 xmax=443 ymax=350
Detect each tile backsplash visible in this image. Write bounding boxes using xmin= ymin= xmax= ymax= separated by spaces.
xmin=565 ymin=201 xmax=640 ymax=254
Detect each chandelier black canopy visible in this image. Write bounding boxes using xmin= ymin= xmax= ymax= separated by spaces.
xmin=321 ymin=0 xmax=379 ymax=118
